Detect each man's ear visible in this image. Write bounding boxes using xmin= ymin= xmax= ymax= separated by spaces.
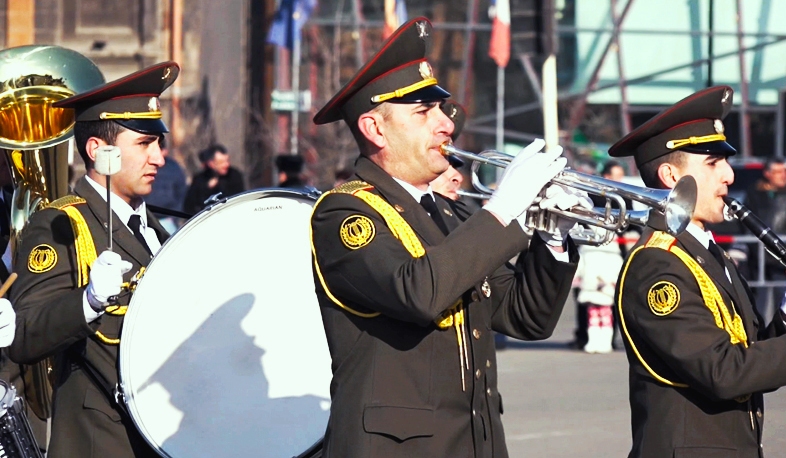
xmin=657 ymin=162 xmax=680 ymax=189
xmin=85 ymin=137 xmax=107 ymax=163
xmin=357 ymin=112 xmax=386 ymax=149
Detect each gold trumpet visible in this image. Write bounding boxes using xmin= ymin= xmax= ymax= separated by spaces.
xmin=441 ymin=143 xmax=697 ymax=245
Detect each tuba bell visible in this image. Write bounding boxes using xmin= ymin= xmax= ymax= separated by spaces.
xmin=0 ymin=45 xmax=105 ymax=422
xmin=0 ymin=45 xmax=105 ymax=254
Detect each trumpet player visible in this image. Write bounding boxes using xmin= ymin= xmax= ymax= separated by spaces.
xmin=611 ymin=86 xmax=786 ymax=457
xmin=310 ymin=17 xmax=589 ymax=458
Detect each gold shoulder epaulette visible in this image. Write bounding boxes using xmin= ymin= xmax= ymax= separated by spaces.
xmin=329 ymin=180 xmax=373 ymax=195
xmin=644 ymin=231 xmax=676 ymax=249
xmin=46 ymin=195 xmax=86 ymax=210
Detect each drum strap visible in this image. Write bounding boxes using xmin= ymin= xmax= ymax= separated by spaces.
xmin=617 ymin=231 xmax=750 ymax=401
xmin=69 ymin=348 xmax=132 ymax=421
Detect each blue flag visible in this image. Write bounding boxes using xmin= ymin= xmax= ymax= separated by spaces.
xmin=267 ymin=0 xmax=317 ymax=49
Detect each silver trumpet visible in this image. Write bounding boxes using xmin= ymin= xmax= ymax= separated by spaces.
xmin=442 ymin=143 xmax=697 ymax=245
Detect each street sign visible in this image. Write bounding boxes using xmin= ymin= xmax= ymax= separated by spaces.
xmin=271 ymin=89 xmax=311 ymax=112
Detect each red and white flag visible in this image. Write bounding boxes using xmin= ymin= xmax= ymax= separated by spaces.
xmin=488 ymin=0 xmax=510 ymax=68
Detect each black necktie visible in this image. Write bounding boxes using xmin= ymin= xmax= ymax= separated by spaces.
xmin=419 ymin=194 xmax=449 ymax=236
xmin=708 ymin=241 xmax=726 ymax=268
xmin=128 ymin=214 xmax=153 ymax=256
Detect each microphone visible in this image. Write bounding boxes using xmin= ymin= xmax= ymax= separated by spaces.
xmin=723 ymin=196 xmax=786 ymax=267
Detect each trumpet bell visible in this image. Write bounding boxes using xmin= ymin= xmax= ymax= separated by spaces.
xmin=663 ymin=175 xmax=697 ymax=236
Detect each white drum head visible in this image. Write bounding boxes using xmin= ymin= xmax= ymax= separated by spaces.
xmin=119 ymin=190 xmax=330 ymax=457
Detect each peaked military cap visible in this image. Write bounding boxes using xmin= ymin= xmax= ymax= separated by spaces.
xmin=53 ymin=61 xmax=180 ymax=135
xmin=313 ymin=17 xmax=450 ymax=126
xmin=608 ymin=85 xmax=736 ymax=167
xmin=441 ymin=100 xmax=466 ymax=167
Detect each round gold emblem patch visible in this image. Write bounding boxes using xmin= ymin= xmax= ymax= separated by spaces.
xmin=647 ymin=281 xmax=680 ymax=316
xmin=28 ymin=244 xmax=57 ymax=273
xmin=340 ymin=215 xmax=375 ymax=250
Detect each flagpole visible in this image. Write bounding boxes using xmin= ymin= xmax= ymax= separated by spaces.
xmin=290 ymin=20 xmax=301 ymax=155
xmin=495 ymin=65 xmax=505 ymax=152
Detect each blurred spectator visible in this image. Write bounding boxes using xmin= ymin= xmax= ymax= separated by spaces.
xmin=333 ymin=167 xmax=354 ymax=188
xmin=275 ymin=154 xmax=307 ymax=189
xmin=744 ymin=158 xmax=786 ymax=319
xmin=146 ymin=136 xmax=187 ymax=233
xmin=571 ymin=160 xmax=635 ymax=351
xmin=575 ymin=231 xmax=623 ymax=354
xmin=183 ymin=144 xmax=245 ymax=214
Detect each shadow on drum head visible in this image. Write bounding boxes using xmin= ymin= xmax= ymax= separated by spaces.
xmin=141 ymin=294 xmax=329 ymax=457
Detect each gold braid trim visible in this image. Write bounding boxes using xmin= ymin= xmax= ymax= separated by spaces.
xmin=47 ymin=197 xmax=128 ymax=345
xmin=618 ymin=231 xmax=750 ymax=397
xmin=47 ymin=196 xmax=87 ymax=210
xmin=618 ymin=244 xmax=689 ymax=388
xmin=666 ymin=133 xmax=726 ymax=150
xmin=353 ymin=190 xmax=426 ymax=258
xmin=311 ymin=181 xmax=468 ymax=387
xmin=668 ymin=246 xmax=748 ymax=347
xmin=370 ymin=77 xmax=439 ymax=103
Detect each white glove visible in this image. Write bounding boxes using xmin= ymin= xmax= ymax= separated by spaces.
xmin=86 ymin=251 xmax=133 ymax=312
xmin=533 ymin=184 xmax=593 ymax=247
xmin=537 ymin=184 xmax=593 ymax=212
xmin=0 ymin=299 xmax=15 ymax=348
xmin=483 ymin=139 xmax=567 ymax=225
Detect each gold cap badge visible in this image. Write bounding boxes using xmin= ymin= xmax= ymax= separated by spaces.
xmin=647 ymin=281 xmax=680 ymax=316
xmin=419 ymin=62 xmax=433 ymax=80
xmin=148 ymin=97 xmax=161 ymax=112
xmin=28 ymin=244 xmax=58 ymax=273
xmin=340 ymin=215 xmax=376 ymax=250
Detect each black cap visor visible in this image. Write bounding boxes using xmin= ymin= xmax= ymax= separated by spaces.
xmin=679 ymin=140 xmax=736 ymax=157
xmin=387 ymin=85 xmax=451 ymax=104
xmin=116 ymin=119 xmax=169 ymax=135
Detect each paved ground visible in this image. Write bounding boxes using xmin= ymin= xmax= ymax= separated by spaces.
xmin=497 ymin=295 xmax=786 ymax=457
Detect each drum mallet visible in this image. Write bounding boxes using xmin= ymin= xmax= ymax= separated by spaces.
xmin=94 ymin=146 xmax=122 ymax=251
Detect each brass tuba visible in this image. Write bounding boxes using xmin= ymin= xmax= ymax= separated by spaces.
xmin=0 ymin=45 xmax=105 ymax=254
xmin=0 ymin=45 xmax=105 ymax=421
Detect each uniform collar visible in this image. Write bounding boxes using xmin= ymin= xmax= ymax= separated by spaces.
xmin=85 ymin=175 xmax=149 ymax=228
xmin=391 ymin=177 xmax=434 ymax=203
xmin=685 ymin=222 xmax=716 ymax=249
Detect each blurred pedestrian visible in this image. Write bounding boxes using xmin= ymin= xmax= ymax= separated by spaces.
xmin=146 ymin=135 xmax=187 ymax=233
xmin=575 ymin=231 xmax=623 ymax=353
xmin=183 ymin=144 xmax=245 ymax=214
xmin=275 ymin=154 xmax=307 ymax=189
xmin=571 ymin=160 xmax=633 ymax=351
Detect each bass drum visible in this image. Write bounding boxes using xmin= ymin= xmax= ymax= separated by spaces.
xmin=118 ymin=189 xmax=330 ymax=458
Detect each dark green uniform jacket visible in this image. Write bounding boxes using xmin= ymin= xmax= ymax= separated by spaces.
xmin=618 ymin=213 xmax=786 ymax=458
xmin=311 ymin=156 xmax=578 ymax=458
xmin=8 ymin=177 xmax=167 ymax=458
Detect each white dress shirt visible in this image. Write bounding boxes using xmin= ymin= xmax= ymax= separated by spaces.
xmin=82 ymin=176 xmax=162 ymax=322
xmin=685 ymin=223 xmax=730 ymax=282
